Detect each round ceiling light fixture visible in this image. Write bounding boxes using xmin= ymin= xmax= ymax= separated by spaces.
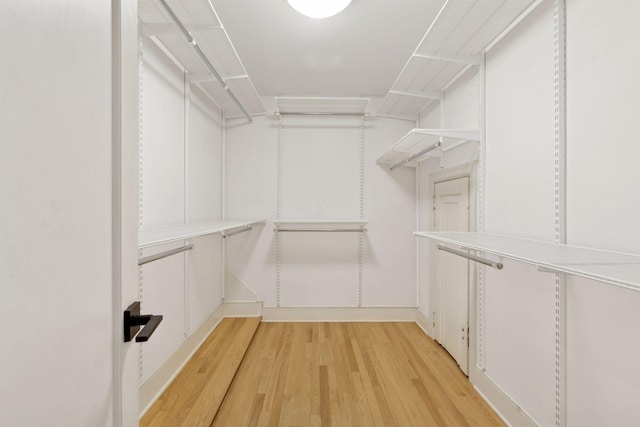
xmin=287 ymin=0 xmax=352 ymax=19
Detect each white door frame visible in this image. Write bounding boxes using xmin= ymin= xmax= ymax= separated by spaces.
xmin=112 ymin=1 xmax=140 ymax=425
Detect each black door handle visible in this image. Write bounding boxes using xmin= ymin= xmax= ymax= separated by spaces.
xmin=124 ymin=301 xmax=163 ymax=343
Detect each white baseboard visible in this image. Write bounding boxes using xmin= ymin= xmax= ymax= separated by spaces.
xmin=224 ymin=300 xmax=263 ymax=317
xmin=138 ymin=301 xmax=262 ymax=419
xmin=412 ymin=313 xmax=537 ymax=427
xmin=261 ymin=306 xmax=417 ymax=322
xmin=138 ymin=303 xmax=225 ymax=417
xmin=414 ymin=308 xmax=434 ymax=338
xmin=469 ymin=365 xmax=538 ymax=427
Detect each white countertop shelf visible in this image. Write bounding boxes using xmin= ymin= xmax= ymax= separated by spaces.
xmin=415 ymin=232 xmax=640 ymax=292
xmin=377 ymin=0 xmax=537 ymax=120
xmin=139 ymin=219 xmax=266 ymax=248
xmin=377 ymin=129 xmax=480 ymax=169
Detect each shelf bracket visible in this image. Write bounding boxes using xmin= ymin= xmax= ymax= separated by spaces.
xmin=413 ymin=52 xmax=481 ymax=66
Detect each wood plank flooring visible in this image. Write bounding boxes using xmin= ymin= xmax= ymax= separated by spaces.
xmin=141 ymin=317 xmax=261 ymax=427
xmin=213 ymin=322 xmax=504 ymax=427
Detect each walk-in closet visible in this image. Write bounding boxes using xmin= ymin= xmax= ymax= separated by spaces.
xmin=3 ymin=0 xmax=640 ymax=426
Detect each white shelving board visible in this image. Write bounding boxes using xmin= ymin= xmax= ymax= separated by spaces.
xmin=377 ymin=129 xmax=480 ymax=169
xmin=139 ymin=219 xmax=265 ymax=248
xmin=139 ymin=0 xmax=265 ymax=119
xmin=275 ymin=97 xmax=370 ymax=116
xmin=415 ymin=232 xmax=640 ymax=292
xmin=377 ymin=0 xmax=538 ymax=120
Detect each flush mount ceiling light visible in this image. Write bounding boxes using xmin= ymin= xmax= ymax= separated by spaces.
xmin=287 ymin=0 xmax=352 ymax=19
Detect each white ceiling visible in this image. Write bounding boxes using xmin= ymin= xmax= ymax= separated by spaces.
xmin=210 ymin=0 xmax=447 ymax=97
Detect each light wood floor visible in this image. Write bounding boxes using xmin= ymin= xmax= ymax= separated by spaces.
xmin=141 ymin=317 xmax=261 ymax=427
xmin=213 ymin=322 xmax=504 ymax=427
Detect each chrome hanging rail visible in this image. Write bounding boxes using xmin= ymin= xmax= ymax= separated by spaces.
xmin=437 ymin=244 xmax=503 ymax=270
xmin=389 ymin=141 xmax=441 ymax=171
xmin=157 ymin=0 xmax=252 ymax=122
xmin=138 ymin=244 xmax=194 ymax=266
xmin=222 ymin=225 xmax=252 ymax=238
xmin=274 ymin=228 xmax=367 ymax=233
xmin=275 ymin=112 xmax=370 ymax=117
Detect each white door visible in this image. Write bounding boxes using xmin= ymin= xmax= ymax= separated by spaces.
xmin=434 ymin=176 xmax=470 ymax=373
xmin=1 ymin=2 xmax=140 ymax=426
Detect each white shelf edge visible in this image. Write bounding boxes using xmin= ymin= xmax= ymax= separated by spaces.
xmin=376 ymin=128 xmax=480 ymax=169
xmin=414 ymin=231 xmax=640 ymax=292
xmin=139 ymin=219 xmax=266 ymax=249
xmin=274 ymin=96 xmax=370 ymax=115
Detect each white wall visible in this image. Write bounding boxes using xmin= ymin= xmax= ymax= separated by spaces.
xmin=225 ymin=99 xmax=416 ymax=308
xmin=423 ymin=0 xmax=640 ymax=425
xmin=481 ymin=3 xmax=557 ymax=425
xmin=0 ymin=2 xmax=115 ymax=426
xmin=485 ymin=1 xmax=556 ymax=242
xmin=139 ymin=37 xmax=224 ymax=389
xmin=564 ymin=1 xmax=640 ymax=425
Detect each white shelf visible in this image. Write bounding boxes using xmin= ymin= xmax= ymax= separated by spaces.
xmin=377 ymin=0 xmax=538 ymax=120
xmin=275 ymin=97 xmax=370 ymax=116
xmin=415 ymin=232 xmax=640 ymax=292
xmin=377 ymin=129 xmax=480 ymax=169
xmin=139 ymin=0 xmax=265 ymax=119
xmin=139 ymin=219 xmax=265 ymax=248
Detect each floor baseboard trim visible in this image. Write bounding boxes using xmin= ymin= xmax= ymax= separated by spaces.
xmin=261 ymin=306 xmax=417 ymax=322
xmin=139 ymin=303 xmax=225 ymax=418
xmin=224 ymin=301 xmax=263 ymax=317
xmin=469 ymin=366 xmax=539 ymax=427
xmin=414 ymin=309 xmax=433 ymax=338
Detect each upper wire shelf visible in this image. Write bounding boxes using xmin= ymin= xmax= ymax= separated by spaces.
xmin=376 ymin=0 xmax=538 ymax=120
xmin=275 ymin=97 xmax=370 ymax=117
xmin=377 ymin=128 xmax=480 ymax=170
xmin=139 ymin=0 xmax=265 ymax=120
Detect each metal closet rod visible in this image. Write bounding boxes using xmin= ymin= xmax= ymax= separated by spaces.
xmin=138 ymin=244 xmax=194 ymax=266
xmin=157 ymin=0 xmax=252 ymax=122
xmin=389 ymin=141 xmax=441 ymax=171
xmin=437 ymin=244 xmax=503 ymax=270
xmin=274 ymin=228 xmax=367 ymax=233
xmin=223 ymin=225 xmax=252 ymax=238
xmin=275 ymin=112 xmax=370 ymax=117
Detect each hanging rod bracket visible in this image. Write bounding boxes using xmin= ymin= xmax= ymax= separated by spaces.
xmin=389 ymin=141 xmax=441 ymax=171
xmin=437 ymin=244 xmax=503 ymax=270
xmin=138 ymin=244 xmax=194 ymax=266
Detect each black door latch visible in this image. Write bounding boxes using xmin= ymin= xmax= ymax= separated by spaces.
xmin=123 ymin=301 xmax=163 ymax=342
